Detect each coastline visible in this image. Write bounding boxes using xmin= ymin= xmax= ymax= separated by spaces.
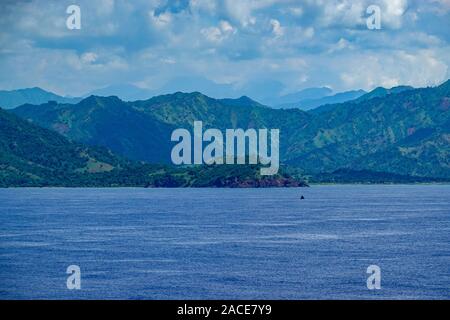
xmin=3 ymin=182 xmax=450 ymax=189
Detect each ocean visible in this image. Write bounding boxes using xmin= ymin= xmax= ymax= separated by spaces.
xmin=0 ymin=185 xmax=449 ymax=299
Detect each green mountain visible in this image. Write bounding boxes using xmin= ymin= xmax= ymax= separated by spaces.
xmin=0 ymin=108 xmax=304 ymax=187
xmin=284 ymin=80 xmax=450 ymax=178
xmin=0 ymin=106 xmax=124 ymax=186
xmin=13 ymin=93 xmax=311 ymax=163
xmin=0 ymin=87 xmax=80 ymax=109
xmin=8 ymin=79 xmax=450 ymax=181
xmin=13 ymin=96 xmax=175 ymax=163
xmin=355 ymin=85 xmax=414 ymax=102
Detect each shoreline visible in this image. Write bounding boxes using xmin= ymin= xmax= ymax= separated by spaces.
xmin=1 ymin=183 xmax=450 ymax=189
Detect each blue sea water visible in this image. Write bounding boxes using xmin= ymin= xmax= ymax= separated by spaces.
xmin=0 ymin=185 xmax=449 ymax=300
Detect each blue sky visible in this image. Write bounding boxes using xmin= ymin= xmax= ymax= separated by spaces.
xmin=0 ymin=0 xmax=449 ymax=100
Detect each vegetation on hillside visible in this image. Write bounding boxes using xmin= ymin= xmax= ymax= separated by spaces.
xmin=6 ymin=79 xmax=450 ymax=183
xmin=0 ymin=108 xmax=306 ymax=187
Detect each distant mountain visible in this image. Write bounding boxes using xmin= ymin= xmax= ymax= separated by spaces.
xmin=159 ymin=76 xmax=238 ymax=99
xmin=311 ymin=169 xmax=447 ymax=184
xmin=310 ymin=86 xmax=414 ymax=114
xmin=355 ymin=85 xmax=414 ymax=102
xmin=87 ymin=84 xmax=153 ymax=101
xmin=218 ymin=95 xmax=267 ymax=108
xmin=0 ymin=87 xmax=80 ymax=109
xmin=282 ymin=87 xmax=332 ymax=103
xmin=278 ymin=89 xmax=366 ymax=110
xmin=268 ymin=87 xmax=332 ymax=107
xmin=0 ymin=107 xmax=304 ymax=187
xmin=87 ymin=78 xmax=239 ymax=102
xmin=10 ymin=79 xmax=450 ymax=180
xmin=276 ymin=85 xmax=415 ymax=111
xmin=82 ymin=79 xmax=338 ymax=106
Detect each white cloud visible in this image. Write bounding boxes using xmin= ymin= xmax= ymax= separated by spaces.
xmin=328 ymin=38 xmax=353 ymax=53
xmin=289 ymin=7 xmax=304 ymax=17
xmin=201 ymin=20 xmax=236 ymax=43
xmin=382 ymin=0 xmax=409 ymax=29
xmin=219 ymin=20 xmax=235 ymax=34
xmin=81 ymin=52 xmax=98 ymax=64
xmin=318 ymin=0 xmax=366 ymax=28
xmin=222 ymin=0 xmax=281 ymax=27
xmin=338 ymin=49 xmax=449 ymax=90
xmin=149 ymin=10 xmax=172 ymax=28
xmin=161 ymin=57 xmax=176 ymax=64
xmin=270 ymin=19 xmax=284 ymax=37
xmin=201 ymin=27 xmax=223 ymax=43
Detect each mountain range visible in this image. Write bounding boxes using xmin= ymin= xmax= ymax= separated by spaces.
xmin=1 ymin=84 xmax=369 ymax=111
xmin=0 ymin=87 xmax=81 ymax=109
xmin=355 ymin=85 xmax=414 ymax=102
xmin=7 ymin=79 xmax=450 ymax=182
xmin=87 ymin=84 xmax=368 ymax=110
xmin=0 ymin=107 xmax=303 ymax=187
xmin=276 ymin=89 xmax=367 ymax=110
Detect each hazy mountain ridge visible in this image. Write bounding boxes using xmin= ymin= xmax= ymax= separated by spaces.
xmin=269 ymin=87 xmax=332 ymax=107
xmin=0 ymin=87 xmax=81 ymax=109
xmin=355 ymin=85 xmax=415 ymax=102
xmin=277 ymin=89 xmax=367 ymax=110
xmin=7 ymin=79 xmax=450 ymax=180
xmin=2 ymin=84 xmax=370 ymax=112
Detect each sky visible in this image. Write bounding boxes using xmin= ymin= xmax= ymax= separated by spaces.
xmin=0 ymin=0 xmax=449 ymax=101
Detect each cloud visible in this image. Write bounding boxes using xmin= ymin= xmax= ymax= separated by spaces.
xmin=149 ymin=10 xmax=172 ymax=28
xmin=201 ymin=20 xmax=236 ymax=43
xmin=337 ymin=49 xmax=449 ymax=90
xmin=0 ymin=0 xmax=448 ymax=97
xmin=81 ymin=52 xmax=98 ymax=64
xmin=328 ymin=38 xmax=354 ymax=53
xmin=270 ymin=19 xmax=284 ymax=37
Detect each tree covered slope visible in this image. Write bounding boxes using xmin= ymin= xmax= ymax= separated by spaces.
xmin=0 ymin=108 xmax=305 ymax=187
xmin=8 ymin=80 xmax=450 ymax=180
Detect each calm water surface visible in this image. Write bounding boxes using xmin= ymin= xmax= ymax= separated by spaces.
xmin=0 ymin=185 xmax=449 ymax=299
